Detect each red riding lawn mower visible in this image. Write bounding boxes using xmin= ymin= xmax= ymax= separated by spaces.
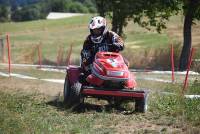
xmin=64 ymin=51 xmax=149 ymax=113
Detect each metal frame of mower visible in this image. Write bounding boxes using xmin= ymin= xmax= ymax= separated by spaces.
xmin=64 ymin=65 xmax=149 ymax=113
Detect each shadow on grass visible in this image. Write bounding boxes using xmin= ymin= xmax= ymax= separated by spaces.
xmin=46 ymin=98 xmax=136 ymax=115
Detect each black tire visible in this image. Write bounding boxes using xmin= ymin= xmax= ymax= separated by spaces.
xmin=135 ymin=93 xmax=148 ymax=113
xmin=69 ymin=81 xmax=82 ymax=107
xmin=107 ymin=97 xmax=123 ymax=107
xmin=63 ymin=75 xmax=71 ymax=104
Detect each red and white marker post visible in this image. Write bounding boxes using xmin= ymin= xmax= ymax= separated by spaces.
xmin=170 ymin=44 xmax=175 ymax=83
xmin=182 ymin=48 xmax=195 ymax=94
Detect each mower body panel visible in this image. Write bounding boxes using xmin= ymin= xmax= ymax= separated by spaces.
xmin=66 ymin=65 xmax=81 ymax=85
xmin=87 ymin=52 xmax=137 ymax=88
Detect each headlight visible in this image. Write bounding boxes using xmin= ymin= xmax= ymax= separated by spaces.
xmin=107 ymin=71 xmax=124 ymax=76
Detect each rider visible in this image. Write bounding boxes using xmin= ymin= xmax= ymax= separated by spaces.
xmin=81 ymin=16 xmax=124 ymax=76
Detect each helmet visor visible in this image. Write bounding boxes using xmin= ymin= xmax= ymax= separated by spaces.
xmin=91 ymin=27 xmax=104 ymax=37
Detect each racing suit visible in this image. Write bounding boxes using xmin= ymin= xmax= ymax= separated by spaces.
xmin=81 ymin=31 xmax=124 ymax=75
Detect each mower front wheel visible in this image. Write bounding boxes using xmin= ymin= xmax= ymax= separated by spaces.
xmin=135 ymin=93 xmax=148 ymax=113
xmin=64 ymin=75 xmax=71 ymax=104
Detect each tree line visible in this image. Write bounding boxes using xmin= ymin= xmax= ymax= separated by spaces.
xmin=0 ymin=0 xmax=96 ymax=22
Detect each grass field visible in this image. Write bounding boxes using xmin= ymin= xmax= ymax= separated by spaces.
xmin=0 ymin=14 xmax=200 ymax=133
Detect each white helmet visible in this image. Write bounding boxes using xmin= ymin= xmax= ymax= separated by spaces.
xmin=89 ymin=16 xmax=108 ymax=43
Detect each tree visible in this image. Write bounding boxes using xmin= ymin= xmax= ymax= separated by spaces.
xmin=68 ymin=1 xmax=89 ymax=13
xmin=53 ymin=0 xmax=68 ymax=12
xmin=111 ymin=0 xmax=130 ymax=36
xmin=95 ymin=0 xmax=110 ymax=17
xmin=11 ymin=5 xmax=41 ymax=21
xmin=95 ymin=0 xmax=135 ymax=36
xmin=83 ymin=0 xmax=97 ymax=13
xmin=95 ymin=0 xmax=180 ymax=36
xmin=0 ymin=5 xmax=10 ymax=22
xmin=179 ymin=0 xmax=200 ymax=70
xmin=95 ymin=0 xmax=200 ymax=71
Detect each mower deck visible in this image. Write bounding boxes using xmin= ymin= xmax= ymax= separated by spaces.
xmin=81 ymin=86 xmax=147 ymax=98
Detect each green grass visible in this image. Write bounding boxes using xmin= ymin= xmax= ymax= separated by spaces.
xmin=0 ymin=91 xmax=97 ymax=134
xmin=187 ymin=79 xmax=200 ymax=94
xmin=0 ymin=14 xmax=199 ymax=133
xmin=0 ymin=85 xmax=200 ymax=133
xmin=0 ymin=15 xmax=94 ymax=63
xmin=126 ymin=33 xmax=170 ymax=48
xmin=11 ymin=68 xmax=66 ymax=79
xmin=0 ymin=15 xmax=92 ymax=33
xmin=150 ymin=93 xmax=200 ymax=126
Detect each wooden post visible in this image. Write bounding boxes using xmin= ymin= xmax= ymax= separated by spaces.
xmin=171 ymin=44 xmax=175 ymax=83
xmin=59 ymin=46 xmax=64 ymax=66
xmin=37 ymin=44 xmax=42 ymax=68
xmin=0 ymin=36 xmax=5 ymax=63
xmin=66 ymin=44 xmax=73 ymax=66
xmin=57 ymin=46 xmax=61 ymax=66
xmin=6 ymin=33 xmax=11 ymax=76
xmin=182 ymin=48 xmax=195 ymax=93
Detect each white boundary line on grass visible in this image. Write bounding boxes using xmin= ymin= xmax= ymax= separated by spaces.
xmin=136 ymin=77 xmax=172 ymax=83
xmin=0 ymin=71 xmax=199 ymax=99
xmin=41 ymin=79 xmax=65 ymax=84
xmin=0 ymin=63 xmax=199 ymax=75
xmin=185 ymin=95 xmax=200 ymax=99
xmin=130 ymin=69 xmax=200 ymax=75
xmin=0 ymin=63 xmax=67 ymax=69
xmin=0 ymin=71 xmax=65 ymax=84
xmin=160 ymin=92 xmax=200 ymax=99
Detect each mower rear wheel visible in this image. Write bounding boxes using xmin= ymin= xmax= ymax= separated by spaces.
xmin=64 ymin=75 xmax=71 ymax=104
xmin=64 ymin=75 xmax=83 ymax=108
xmin=135 ymin=94 xmax=148 ymax=113
xmin=69 ymin=81 xmax=82 ymax=107
xmin=67 ymin=81 xmax=83 ymax=109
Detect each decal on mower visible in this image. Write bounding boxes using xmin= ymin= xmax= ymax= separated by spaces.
xmin=107 ymin=59 xmax=117 ymax=67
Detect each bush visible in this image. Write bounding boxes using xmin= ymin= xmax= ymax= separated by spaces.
xmin=67 ymin=2 xmax=89 ymax=13
xmin=50 ymin=0 xmax=67 ymax=12
xmin=11 ymin=5 xmax=41 ymax=21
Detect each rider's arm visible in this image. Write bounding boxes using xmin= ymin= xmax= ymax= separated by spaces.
xmin=81 ymin=36 xmax=94 ymax=71
xmin=108 ymin=31 xmax=124 ymax=52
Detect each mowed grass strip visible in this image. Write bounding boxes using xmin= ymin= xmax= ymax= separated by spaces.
xmin=0 ymin=15 xmax=92 ymax=33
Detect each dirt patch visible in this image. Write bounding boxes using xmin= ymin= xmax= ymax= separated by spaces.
xmin=114 ymin=121 xmax=183 ymax=133
xmin=0 ymin=76 xmax=63 ymax=96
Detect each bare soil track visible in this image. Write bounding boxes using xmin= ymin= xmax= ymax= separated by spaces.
xmin=0 ymin=77 xmax=63 ymax=96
